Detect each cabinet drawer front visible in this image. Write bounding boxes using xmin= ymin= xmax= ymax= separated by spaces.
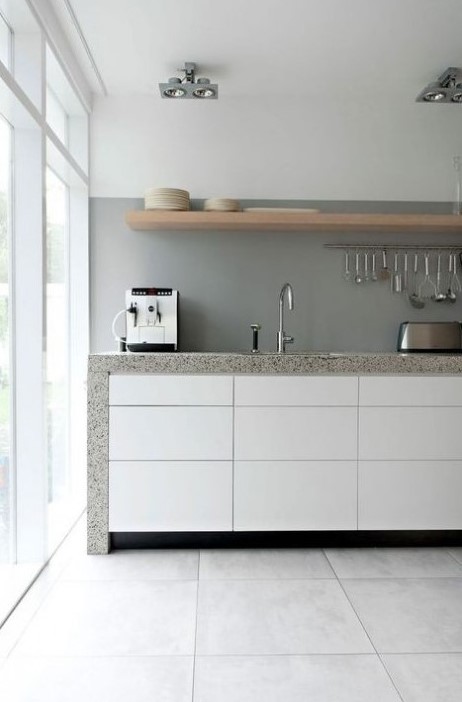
xmin=235 ymin=375 xmax=358 ymax=406
xmin=109 ymin=407 xmax=233 ymax=460
xmin=359 ymin=407 xmax=462 ymax=460
xmin=359 ymin=461 xmax=462 ymax=530
xmin=359 ymin=376 xmax=462 ymax=406
xmin=109 ymin=374 xmax=233 ymax=406
xmin=234 ymin=461 xmax=357 ymax=531
xmin=109 ymin=461 xmax=232 ymax=532
xmin=235 ymin=407 xmax=357 ymax=460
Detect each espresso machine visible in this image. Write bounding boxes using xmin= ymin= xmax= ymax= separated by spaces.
xmin=112 ymin=288 xmax=179 ymax=352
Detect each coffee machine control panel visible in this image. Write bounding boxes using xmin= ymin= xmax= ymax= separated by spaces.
xmin=131 ymin=288 xmax=173 ymax=297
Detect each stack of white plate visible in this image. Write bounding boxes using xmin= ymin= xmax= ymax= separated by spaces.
xmin=144 ymin=187 xmax=190 ymax=210
xmin=204 ymin=198 xmax=240 ymax=212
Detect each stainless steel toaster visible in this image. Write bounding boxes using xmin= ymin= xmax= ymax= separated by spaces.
xmin=397 ymin=322 xmax=462 ymax=352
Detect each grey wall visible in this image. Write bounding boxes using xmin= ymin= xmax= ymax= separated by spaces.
xmin=90 ymin=198 xmax=462 ymax=354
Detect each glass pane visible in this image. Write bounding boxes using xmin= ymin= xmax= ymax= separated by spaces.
xmin=46 ymin=168 xmax=69 ymax=547
xmin=46 ymin=87 xmax=68 ymax=146
xmin=46 ymin=45 xmax=88 ymax=172
xmin=0 ymin=12 xmax=12 ymax=69
xmin=0 ymin=115 xmax=11 ymax=563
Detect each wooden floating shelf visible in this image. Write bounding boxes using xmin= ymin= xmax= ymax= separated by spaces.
xmin=125 ymin=210 xmax=462 ymax=233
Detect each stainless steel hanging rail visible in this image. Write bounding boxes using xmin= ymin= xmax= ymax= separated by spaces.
xmin=324 ymin=244 xmax=462 ymax=251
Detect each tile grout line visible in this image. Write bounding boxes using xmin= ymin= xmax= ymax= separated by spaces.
xmin=326 ymin=555 xmax=406 ymax=702
xmin=191 ymin=551 xmax=201 ymax=702
xmin=2 ymin=650 xmax=461 ymax=659
xmin=445 ymin=549 xmax=462 ymax=568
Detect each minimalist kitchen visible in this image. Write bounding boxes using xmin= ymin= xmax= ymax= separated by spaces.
xmin=2 ymin=1 xmax=462 ymax=701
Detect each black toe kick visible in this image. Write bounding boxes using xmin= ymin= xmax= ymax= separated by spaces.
xmin=110 ymin=530 xmax=462 ymax=550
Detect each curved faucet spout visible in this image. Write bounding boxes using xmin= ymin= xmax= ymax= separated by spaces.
xmin=277 ymin=283 xmax=295 ymax=353
xmin=279 ymin=282 xmax=294 ymax=310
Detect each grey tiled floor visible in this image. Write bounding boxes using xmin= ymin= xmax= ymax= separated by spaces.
xmin=1 ymin=524 xmax=462 ymax=701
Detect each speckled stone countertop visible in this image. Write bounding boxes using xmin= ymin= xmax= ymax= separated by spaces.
xmin=88 ymin=351 xmax=462 ymax=375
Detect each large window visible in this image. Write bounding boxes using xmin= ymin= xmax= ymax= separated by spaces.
xmin=0 ymin=115 xmax=11 ymax=565
xmin=0 ymin=1 xmax=90 ymax=624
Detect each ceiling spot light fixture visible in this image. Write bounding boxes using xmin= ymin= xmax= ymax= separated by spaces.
xmin=159 ymin=62 xmax=218 ymax=99
xmin=417 ymin=67 xmax=462 ymax=103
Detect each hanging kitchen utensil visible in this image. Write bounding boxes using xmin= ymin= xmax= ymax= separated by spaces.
xmin=342 ymin=250 xmax=352 ymax=282
xmin=391 ymin=252 xmax=403 ymax=293
xmin=409 ymin=252 xmax=425 ymax=308
xmin=364 ymin=252 xmax=370 ymax=282
xmin=371 ymin=251 xmax=378 ymax=282
xmin=418 ymin=252 xmax=437 ymax=300
xmin=434 ymin=253 xmax=447 ymax=302
xmin=378 ymin=249 xmax=390 ymax=281
xmin=402 ymin=252 xmax=408 ymax=291
xmin=354 ymin=251 xmax=363 ymax=284
xmin=448 ymin=252 xmax=462 ymax=301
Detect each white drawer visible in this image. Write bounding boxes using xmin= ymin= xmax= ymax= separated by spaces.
xmin=234 ymin=461 xmax=357 ymax=531
xmin=235 ymin=407 xmax=357 ymax=460
xmin=359 ymin=407 xmax=462 ymax=460
xmin=359 ymin=375 xmax=462 ymax=406
xmin=358 ymin=461 xmax=462 ymax=530
xmin=109 ymin=374 xmax=233 ymax=406
xmin=235 ymin=375 xmax=358 ymax=406
xmin=109 ymin=406 xmax=233 ymax=460
xmin=109 ymin=461 xmax=232 ymax=531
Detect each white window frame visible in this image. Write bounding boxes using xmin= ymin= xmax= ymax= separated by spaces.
xmin=0 ymin=0 xmax=89 ymax=581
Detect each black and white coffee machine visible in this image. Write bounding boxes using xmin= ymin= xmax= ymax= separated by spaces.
xmin=112 ymin=288 xmax=179 ymax=352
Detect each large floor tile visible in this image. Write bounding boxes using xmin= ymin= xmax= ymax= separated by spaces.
xmin=194 ymin=655 xmax=401 ymax=702
xmin=325 ymin=547 xmax=462 ymax=579
xmin=196 ymin=579 xmax=372 ymax=655
xmin=382 ymin=653 xmax=462 ymax=702
xmin=0 ymin=656 xmax=193 ymax=702
xmin=62 ymin=549 xmax=199 ymax=581
xmin=200 ymin=548 xmax=334 ymax=580
xmin=343 ymin=578 xmax=462 ymax=652
xmin=14 ymin=580 xmax=197 ymax=656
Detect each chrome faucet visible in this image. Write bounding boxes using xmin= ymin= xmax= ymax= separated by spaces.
xmin=277 ymin=283 xmax=294 ymax=353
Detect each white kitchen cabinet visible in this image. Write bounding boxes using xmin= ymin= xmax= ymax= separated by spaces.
xmin=359 ymin=461 xmax=462 ymax=530
xmin=109 ymin=406 xmax=233 ymax=461
xmin=359 ymin=407 xmax=462 ymax=461
xmin=109 ymin=461 xmax=232 ymax=531
xmin=234 ymin=461 xmax=357 ymax=531
xmin=103 ymin=372 xmax=462 ymax=538
xmin=235 ymin=375 xmax=358 ymax=406
xmin=359 ymin=376 xmax=462 ymax=406
xmin=109 ymin=374 xmax=233 ymax=406
xmin=235 ymin=407 xmax=357 ymax=461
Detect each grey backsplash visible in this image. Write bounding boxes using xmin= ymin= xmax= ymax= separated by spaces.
xmin=90 ymin=198 xmax=462 ymax=354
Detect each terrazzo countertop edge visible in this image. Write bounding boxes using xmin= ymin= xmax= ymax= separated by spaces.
xmin=88 ymin=352 xmax=462 ymax=375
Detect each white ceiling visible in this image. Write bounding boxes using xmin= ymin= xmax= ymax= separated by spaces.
xmin=51 ymin=0 xmax=462 ymax=101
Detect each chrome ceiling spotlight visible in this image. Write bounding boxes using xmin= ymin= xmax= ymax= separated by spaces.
xmin=417 ymin=68 xmax=462 ymax=103
xmin=159 ymin=62 xmax=218 ymax=99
